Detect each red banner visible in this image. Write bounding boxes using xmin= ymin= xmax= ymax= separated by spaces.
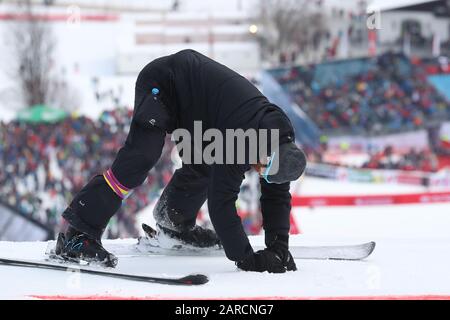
xmin=292 ymin=191 xmax=450 ymax=207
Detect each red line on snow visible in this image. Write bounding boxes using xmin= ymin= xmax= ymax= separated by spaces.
xmin=30 ymin=295 xmax=450 ymax=300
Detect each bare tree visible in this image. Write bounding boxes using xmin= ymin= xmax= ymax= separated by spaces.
xmin=257 ymin=0 xmax=328 ymax=64
xmin=9 ymin=0 xmax=56 ymax=107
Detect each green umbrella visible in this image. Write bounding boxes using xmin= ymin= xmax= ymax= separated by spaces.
xmin=17 ymin=104 xmax=68 ymax=124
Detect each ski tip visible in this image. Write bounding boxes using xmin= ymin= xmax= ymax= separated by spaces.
xmin=367 ymin=241 xmax=376 ymax=256
xmin=179 ymin=274 xmax=209 ymax=285
xmin=354 ymin=241 xmax=376 ymax=260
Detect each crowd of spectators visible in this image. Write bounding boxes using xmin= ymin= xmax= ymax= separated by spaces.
xmin=274 ymin=52 xmax=450 ymax=134
xmin=304 ymin=143 xmax=441 ymax=173
xmin=413 ymin=56 xmax=450 ymax=75
xmin=0 ymin=109 xmax=174 ymax=239
xmin=4 ymin=52 xmax=449 ymax=239
xmin=361 ymin=146 xmax=439 ymax=172
xmin=0 ymin=109 xmax=265 ymax=239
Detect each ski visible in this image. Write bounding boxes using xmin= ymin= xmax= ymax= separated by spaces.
xmin=44 ymin=224 xmax=376 ymax=261
xmin=138 ymin=224 xmax=376 ymax=261
xmin=137 ymin=236 xmax=376 ymax=261
xmin=288 ymin=241 xmax=376 ymax=260
xmin=0 ymin=257 xmax=209 ymax=286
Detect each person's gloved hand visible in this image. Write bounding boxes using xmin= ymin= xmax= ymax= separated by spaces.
xmin=266 ymin=236 xmax=297 ymax=272
xmin=236 ymin=249 xmax=285 ymax=273
xmin=236 ymin=236 xmax=297 ymax=273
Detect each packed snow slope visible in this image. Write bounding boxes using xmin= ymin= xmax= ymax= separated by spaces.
xmin=1 ymin=178 xmax=450 ymax=299
xmin=0 ymin=229 xmax=450 ymax=300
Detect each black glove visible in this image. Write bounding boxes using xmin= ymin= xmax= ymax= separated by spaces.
xmin=236 ymin=235 xmax=297 ymax=273
xmin=236 ymin=249 xmax=286 ymax=273
xmin=266 ymin=236 xmax=297 ymax=272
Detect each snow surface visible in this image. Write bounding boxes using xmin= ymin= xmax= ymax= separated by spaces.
xmin=0 ymin=234 xmax=449 ymax=300
xmin=1 ymin=201 xmax=450 ymax=300
xmin=1 ymin=177 xmax=449 ymax=299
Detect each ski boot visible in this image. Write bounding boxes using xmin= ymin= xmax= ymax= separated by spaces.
xmin=156 ymin=223 xmax=222 ymax=248
xmin=153 ymin=201 xmax=221 ymax=248
xmin=54 ymin=227 xmax=118 ymax=268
